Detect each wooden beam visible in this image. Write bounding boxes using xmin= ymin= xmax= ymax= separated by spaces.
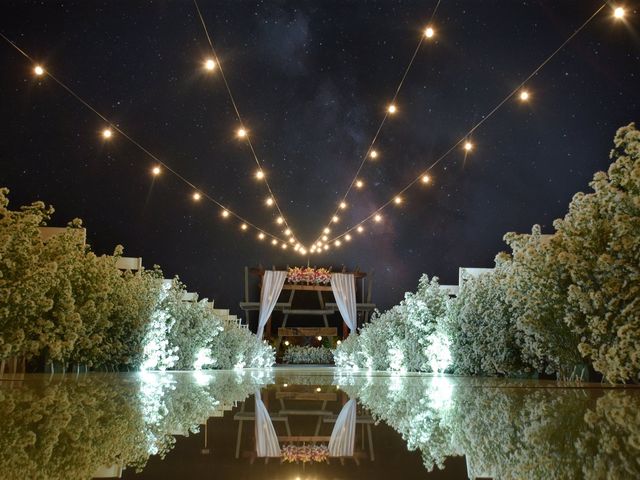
xmin=278 ymin=327 xmax=337 ymax=337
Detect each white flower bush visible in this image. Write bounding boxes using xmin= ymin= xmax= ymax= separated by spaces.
xmin=0 ymin=188 xmax=271 ymax=371
xmin=282 ymin=345 xmax=333 ymax=364
xmin=335 ymin=124 xmax=640 ymax=383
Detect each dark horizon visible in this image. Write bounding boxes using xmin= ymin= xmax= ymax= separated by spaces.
xmin=1 ymin=1 xmax=637 ymax=311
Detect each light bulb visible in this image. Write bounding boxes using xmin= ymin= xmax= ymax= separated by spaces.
xmin=425 ymin=27 xmax=435 ymax=38
xmin=221 ymin=210 xmax=229 ymax=218
xmin=288 ymin=237 xmax=295 ymax=244
xmin=394 ymin=196 xmax=403 ymax=205
xmin=237 ymin=128 xmax=247 ymax=138
xmin=240 ymin=223 xmax=248 ymax=230
xmin=317 ymin=336 xmax=322 ymax=341
xmin=374 ymin=214 xmax=382 ymax=222
xmin=332 ymin=216 xmax=339 ymax=223
xmin=276 ymin=217 xmax=284 ymax=225
xmin=345 ymin=234 xmax=352 ymax=241
xmin=614 ymin=7 xmax=625 ymax=18
xmin=255 ymin=170 xmax=265 ymax=179
xmin=34 ymin=65 xmax=45 ymax=76
xmin=271 ymin=239 xmax=278 ymax=245
xmin=355 ymin=180 xmax=364 ymax=189
xmin=204 ymin=58 xmax=216 ymax=71
xmin=464 ymin=141 xmax=473 ymax=152
xmin=357 ymin=225 xmax=364 ymax=233
xmin=323 ymin=244 xmax=329 ymax=250
xmin=265 ymin=197 xmax=274 ymax=206
xmin=421 ymin=174 xmax=431 ymax=184
xmin=519 ymin=90 xmax=530 ymax=101
xmin=335 ymin=240 xmax=341 ymax=247
xmin=337 ymin=340 xmax=342 ymax=345
xmin=152 ymin=166 xmax=161 ymax=176
xmin=370 ymin=150 xmax=378 ymax=159
xmin=322 ymin=235 xmax=328 ymax=241
xmin=258 ymin=232 xmax=265 ymax=240
xmin=281 ymin=243 xmax=287 ymax=250
xmin=339 ymin=201 xmax=347 ymax=209
xmin=102 ymin=128 xmax=113 ymax=139
xmin=284 ymin=340 xmax=290 ymax=346
xmin=284 ymin=228 xmax=291 ymax=236
xmin=387 ymin=104 xmax=397 ymax=114
xmin=323 ymin=227 xmax=330 ymax=234
xmin=193 ymin=192 xmax=202 ymax=201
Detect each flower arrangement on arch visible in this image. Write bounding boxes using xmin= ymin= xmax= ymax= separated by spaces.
xmin=286 ymin=267 xmax=332 ymax=285
xmin=281 ymin=444 xmax=329 ymax=463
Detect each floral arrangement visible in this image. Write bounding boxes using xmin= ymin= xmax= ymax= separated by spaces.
xmin=281 ymin=444 xmax=329 ymax=463
xmin=282 ymin=346 xmax=334 ymax=364
xmin=286 ymin=267 xmax=332 ymax=285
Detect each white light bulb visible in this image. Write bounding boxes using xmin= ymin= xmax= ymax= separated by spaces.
xmin=258 ymin=233 xmax=265 ymax=240
xmin=204 ymin=58 xmax=216 ymax=71
xmin=425 ymin=27 xmax=435 ymax=38
xmin=357 ymin=226 xmax=364 ymax=233
xmin=614 ymin=7 xmax=625 ymax=18
xmin=370 ymin=150 xmax=378 ymax=159
xmin=193 ymin=192 xmax=201 ymax=201
xmin=237 ymin=128 xmax=247 ymax=138
xmin=332 ymin=216 xmax=339 ymax=223
xmin=240 ymin=223 xmax=248 ymax=230
xmin=276 ymin=217 xmax=284 ymax=225
xmin=221 ymin=210 xmax=229 ymax=218
xmin=345 ymin=234 xmax=352 ymax=241
xmin=339 ymin=201 xmax=347 ymax=209
xmin=34 ymin=65 xmax=45 ymax=76
xmin=355 ymin=180 xmax=364 ymax=189
xmin=421 ymin=174 xmax=431 ymax=184
xmin=265 ymin=197 xmax=274 ymax=206
xmin=102 ymin=128 xmax=113 ymax=139
xmin=255 ymin=170 xmax=265 ymax=179
xmin=387 ymin=104 xmax=397 ymax=114
xmin=519 ymin=90 xmax=530 ymax=101
xmin=152 ymin=166 xmax=161 ymax=176
xmin=374 ymin=214 xmax=382 ymax=222
xmin=464 ymin=141 xmax=473 ymax=152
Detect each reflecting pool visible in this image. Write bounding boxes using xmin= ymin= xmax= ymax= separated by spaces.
xmin=1 ymin=368 xmax=639 ymax=479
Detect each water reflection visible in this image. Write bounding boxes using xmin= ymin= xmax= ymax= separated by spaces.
xmin=0 ymin=370 xmax=638 ymax=479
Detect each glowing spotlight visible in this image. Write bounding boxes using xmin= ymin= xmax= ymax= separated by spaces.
xmin=421 ymin=174 xmax=431 ymax=184
xmin=255 ymin=170 xmax=265 ymax=180
xmin=192 ymin=192 xmax=202 ymax=201
xmin=323 ymin=227 xmax=331 ymax=234
xmin=464 ymin=141 xmax=473 ymax=152
xmin=614 ymin=6 xmax=625 ymax=18
xmin=519 ymin=90 xmax=530 ymax=102
xmin=236 ymin=128 xmax=247 ymax=138
xmin=33 ymin=65 xmax=45 ymax=76
xmin=151 ymin=166 xmax=161 ymax=176
xmin=332 ymin=216 xmax=339 ymax=223
xmin=258 ymin=232 xmax=265 ymax=240
xmin=339 ymin=201 xmax=347 ymax=209
xmin=335 ymin=240 xmax=342 ymax=247
xmin=265 ymin=197 xmax=274 ymax=207
xmin=370 ymin=150 xmax=378 ymax=159
xmin=276 ymin=217 xmax=284 ymax=225
xmin=102 ymin=128 xmax=113 ymax=139
xmin=204 ymin=58 xmax=216 ymax=71
xmin=394 ymin=196 xmax=403 ymax=205
xmin=374 ymin=214 xmax=382 ymax=222
xmin=271 ymin=239 xmax=278 ymax=246
xmin=357 ymin=225 xmax=364 ymax=233
xmin=240 ymin=223 xmax=248 ymax=230
xmin=345 ymin=234 xmax=352 ymax=241
xmin=221 ymin=210 xmax=229 ymax=218
xmin=425 ymin=27 xmax=435 ymax=38
xmin=387 ymin=104 xmax=397 ymax=114
xmin=284 ymin=340 xmax=290 ymax=346
xmin=355 ymin=180 xmax=364 ymax=189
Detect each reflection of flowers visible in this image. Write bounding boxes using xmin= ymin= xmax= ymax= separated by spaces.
xmin=286 ymin=267 xmax=332 ymax=285
xmin=281 ymin=444 xmax=329 ymax=463
xmin=283 ymin=346 xmax=333 ymax=364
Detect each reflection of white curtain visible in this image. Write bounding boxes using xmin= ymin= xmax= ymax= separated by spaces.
xmin=255 ymin=390 xmax=281 ymax=457
xmin=257 ymin=270 xmax=286 ymax=339
xmin=330 ymin=273 xmax=357 ymax=332
xmin=328 ymin=399 xmax=357 ymax=457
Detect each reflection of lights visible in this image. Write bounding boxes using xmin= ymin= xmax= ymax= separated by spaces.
xmin=429 ymin=375 xmax=454 ymax=411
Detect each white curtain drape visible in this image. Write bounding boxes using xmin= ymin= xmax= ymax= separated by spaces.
xmin=328 ymin=399 xmax=357 ymax=457
xmin=330 ymin=273 xmax=357 ymax=332
xmin=254 ymin=390 xmax=281 ymax=457
xmin=257 ymin=270 xmax=286 ymax=339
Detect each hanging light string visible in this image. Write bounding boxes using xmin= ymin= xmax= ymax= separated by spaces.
xmin=0 ymin=31 xmax=293 ymax=247
xmin=310 ymin=0 xmax=443 ymax=248
xmin=322 ymin=1 xmax=609 ymax=249
xmin=193 ymin=0 xmax=298 ymax=244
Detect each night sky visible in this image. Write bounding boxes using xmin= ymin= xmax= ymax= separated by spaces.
xmin=1 ymin=1 xmax=638 ymax=311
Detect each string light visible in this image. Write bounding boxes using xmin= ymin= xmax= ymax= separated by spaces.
xmin=332 ymin=215 xmax=339 ymax=223
xmin=322 ymin=235 xmax=328 ymax=241
xmin=519 ymin=90 xmax=530 ymax=101
xmin=221 ymin=209 xmax=229 ymax=218
xmin=323 ymin=227 xmax=331 ymax=234
xmin=265 ymin=197 xmax=274 ymax=207
xmin=284 ymin=340 xmax=290 ymax=347
xmin=387 ymin=104 xmax=397 ymax=114
xmin=394 ymin=196 xmax=403 ymax=205
xmin=345 ymin=234 xmax=352 ymax=241
xmin=421 ymin=174 xmax=431 ymax=184
xmin=335 ymin=240 xmax=342 ymax=247
xmin=204 ymin=58 xmax=216 ymax=71
xmin=425 ymin=27 xmax=435 ymax=38
xmin=464 ymin=141 xmax=474 ymax=152
xmin=193 ymin=192 xmax=202 ymax=201
xmin=258 ymin=233 xmax=265 ymax=240
xmin=614 ymin=7 xmax=625 ymax=18
xmin=276 ymin=217 xmax=284 ymax=225
xmin=255 ymin=170 xmax=265 ymax=180
xmin=236 ymin=128 xmax=247 ymax=138
xmin=271 ymin=239 xmax=278 ymax=246
xmin=33 ymin=65 xmax=44 ymax=76
xmin=102 ymin=128 xmax=113 ymax=139
xmin=284 ymin=228 xmax=292 ymax=236
xmin=281 ymin=243 xmax=287 ymax=250
xmin=240 ymin=223 xmax=248 ymax=231
xmin=357 ymin=226 xmax=364 ymax=233
xmin=288 ymin=237 xmax=295 ymax=244
xmin=339 ymin=202 xmax=347 ymax=209
xmin=374 ymin=214 xmax=382 ymax=222
xmin=300 ymin=248 xmax=307 ymax=255
xmin=355 ymin=180 xmax=364 ymax=189
xmin=151 ymin=166 xmax=161 ymax=176
xmin=316 ymin=336 xmax=322 ymax=341
xmin=370 ymin=150 xmax=378 ymax=159
xmin=323 ymin=245 xmax=329 ymax=250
